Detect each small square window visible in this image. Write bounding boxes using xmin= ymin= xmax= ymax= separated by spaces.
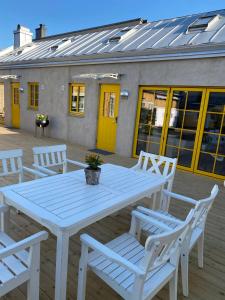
xmin=69 ymin=84 xmax=85 ymax=115
xmin=28 ymin=83 xmax=39 ymax=110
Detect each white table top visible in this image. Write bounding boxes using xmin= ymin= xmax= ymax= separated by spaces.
xmin=1 ymin=164 xmax=166 ymax=235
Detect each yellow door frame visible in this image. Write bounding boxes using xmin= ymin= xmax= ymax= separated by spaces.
xmin=11 ymin=82 xmax=20 ymax=128
xmin=194 ymin=88 xmax=225 ymax=179
xmin=96 ymin=84 xmax=120 ymax=152
xmin=161 ymin=87 xmax=207 ymax=172
xmin=132 ymin=86 xmax=171 ymax=157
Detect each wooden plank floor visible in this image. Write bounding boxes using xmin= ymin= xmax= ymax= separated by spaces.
xmin=0 ymin=126 xmax=225 ymax=300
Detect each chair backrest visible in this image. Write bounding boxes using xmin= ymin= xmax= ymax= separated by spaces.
xmin=192 ymin=184 xmax=218 ymax=230
xmin=136 ymin=151 xmax=177 ymax=191
xmin=139 ymin=209 xmax=194 ymax=275
xmin=0 ymin=149 xmax=23 ymax=182
xmin=33 ymin=144 xmax=67 ymax=171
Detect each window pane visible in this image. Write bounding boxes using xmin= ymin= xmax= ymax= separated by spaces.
xmin=180 ymin=130 xmax=196 ymax=149
xmin=169 ymin=110 xmax=184 ymax=128
xmin=136 ymin=140 xmax=148 ymax=155
xmin=183 ymin=112 xmax=199 ymax=130
xmin=218 ymin=136 xmax=225 ymax=155
xmin=71 ymin=86 xmax=78 ymax=112
xmin=198 ymin=152 xmax=215 ymax=173
xmin=103 ymin=92 xmax=115 ymax=117
xmin=171 ymin=91 xmax=187 ymax=110
xmin=200 ymin=133 xmax=218 ymax=153
xmin=186 ymin=91 xmax=202 ymax=110
xmin=207 ymin=92 xmax=225 ymax=112
xmin=166 ymin=128 xmax=181 ymax=147
xmin=137 ymin=125 xmax=150 ymax=141
xmin=214 ymin=156 xmax=225 ymax=176
xmin=149 ymin=127 xmax=162 ymax=144
xmin=178 ymin=149 xmax=193 ymax=167
xmin=165 ymin=146 xmax=178 ymax=158
xmin=148 ymin=142 xmax=160 ymax=155
xmin=204 ymin=113 xmax=222 ymax=133
xmin=78 ymin=86 xmax=85 ymax=113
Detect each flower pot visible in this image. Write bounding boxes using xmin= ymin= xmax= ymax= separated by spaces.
xmin=36 ymin=119 xmax=49 ymax=128
xmin=84 ymin=167 xmax=101 ymax=185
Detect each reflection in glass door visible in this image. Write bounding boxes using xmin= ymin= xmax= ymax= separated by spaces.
xmin=196 ymin=90 xmax=225 ymax=177
xmin=134 ymin=88 xmax=169 ymax=156
xmin=163 ymin=89 xmax=204 ymax=170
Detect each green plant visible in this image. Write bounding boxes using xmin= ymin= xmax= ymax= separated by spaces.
xmin=36 ymin=113 xmax=48 ymax=121
xmin=85 ymin=154 xmax=103 ymax=170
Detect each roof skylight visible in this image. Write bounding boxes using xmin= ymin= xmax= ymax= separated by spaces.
xmin=50 ymin=38 xmax=72 ymax=51
xmin=106 ymin=27 xmax=136 ymax=43
xmin=188 ymin=14 xmax=219 ymax=32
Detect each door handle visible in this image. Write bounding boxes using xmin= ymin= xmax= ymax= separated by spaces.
xmin=115 ymin=117 xmax=118 ymax=124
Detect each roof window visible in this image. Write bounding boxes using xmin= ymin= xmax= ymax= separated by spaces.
xmin=187 ymin=14 xmax=219 ymax=32
xmin=50 ymin=38 xmax=72 ymax=51
xmin=106 ymin=27 xmax=136 ymax=43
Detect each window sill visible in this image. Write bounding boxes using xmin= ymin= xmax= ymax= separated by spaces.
xmin=68 ymin=112 xmax=85 ymax=118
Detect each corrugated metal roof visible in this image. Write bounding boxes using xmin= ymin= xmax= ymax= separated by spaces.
xmin=1 ymin=9 xmax=225 ymax=64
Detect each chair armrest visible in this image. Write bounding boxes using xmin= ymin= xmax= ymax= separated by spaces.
xmin=23 ymin=166 xmax=48 ymax=178
xmin=0 ymin=231 xmax=48 ymax=260
xmin=66 ymin=159 xmax=88 ymax=168
xmin=131 ymin=210 xmax=174 ymax=231
xmin=0 ymin=204 xmax=8 ymax=213
xmin=162 ymin=190 xmax=197 ymax=206
xmin=136 ymin=206 xmax=183 ymax=225
xmin=81 ymin=234 xmax=145 ymax=276
xmin=32 ymin=164 xmax=57 ymax=176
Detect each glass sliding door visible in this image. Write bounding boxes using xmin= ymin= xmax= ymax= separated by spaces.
xmin=163 ymin=89 xmax=204 ymax=170
xmin=196 ymin=90 xmax=225 ymax=178
xmin=134 ymin=87 xmax=170 ymax=156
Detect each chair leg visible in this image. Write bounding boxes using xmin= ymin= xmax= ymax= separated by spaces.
xmin=77 ymin=244 xmax=89 ymax=300
xmin=169 ymin=270 xmax=178 ymax=300
xmin=197 ymin=233 xmax=204 ymax=268
xmin=152 ymin=193 xmax=157 ymax=210
xmin=181 ymin=252 xmax=189 ymax=297
xmin=27 ymin=244 xmax=40 ymax=300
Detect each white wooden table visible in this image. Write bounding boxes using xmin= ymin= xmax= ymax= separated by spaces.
xmin=0 ymin=163 xmax=166 ymax=300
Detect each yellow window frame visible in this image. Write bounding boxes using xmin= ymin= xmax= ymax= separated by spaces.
xmin=132 ymin=86 xmax=171 ymax=158
xmin=69 ymin=83 xmax=85 ymax=116
xmin=28 ymin=82 xmax=39 ymax=110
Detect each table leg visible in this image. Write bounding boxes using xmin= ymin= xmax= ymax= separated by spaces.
xmin=55 ymin=231 xmax=70 ymax=300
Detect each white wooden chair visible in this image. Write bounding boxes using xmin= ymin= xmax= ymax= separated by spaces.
xmin=0 ymin=149 xmax=47 ymax=184
xmin=77 ymin=209 xmax=194 ymax=300
xmin=132 ymin=151 xmax=177 ymax=209
xmin=134 ymin=185 xmax=219 ymax=296
xmin=32 ymin=144 xmax=87 ymax=176
xmin=0 ymin=204 xmax=48 ymax=299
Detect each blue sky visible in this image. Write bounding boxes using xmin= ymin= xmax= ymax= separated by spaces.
xmin=0 ymin=0 xmax=225 ymax=48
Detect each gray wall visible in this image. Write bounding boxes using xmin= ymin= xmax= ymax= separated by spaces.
xmin=2 ymin=56 xmax=225 ymax=157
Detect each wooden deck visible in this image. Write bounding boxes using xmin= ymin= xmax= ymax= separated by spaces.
xmin=0 ymin=126 xmax=225 ymax=300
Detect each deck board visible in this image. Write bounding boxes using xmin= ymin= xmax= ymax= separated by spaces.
xmin=0 ymin=126 xmax=224 ymax=300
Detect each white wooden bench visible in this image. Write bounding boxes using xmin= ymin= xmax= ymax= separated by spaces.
xmin=133 ymin=185 xmax=219 ymax=296
xmin=0 ymin=205 xmax=48 ymax=299
xmin=32 ymin=144 xmax=87 ymax=176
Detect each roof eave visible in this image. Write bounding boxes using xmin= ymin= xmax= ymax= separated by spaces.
xmin=1 ymin=43 xmax=225 ymax=69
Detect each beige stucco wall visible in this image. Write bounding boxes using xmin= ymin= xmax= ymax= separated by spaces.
xmin=1 ymin=56 xmax=225 ymax=157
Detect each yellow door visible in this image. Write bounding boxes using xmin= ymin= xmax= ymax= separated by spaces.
xmin=97 ymin=84 xmax=120 ymax=152
xmin=11 ymin=83 xmax=20 ymax=128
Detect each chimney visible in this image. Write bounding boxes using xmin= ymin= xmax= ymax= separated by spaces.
xmin=35 ymin=24 xmax=47 ymax=40
xmin=13 ymin=24 xmax=33 ymax=49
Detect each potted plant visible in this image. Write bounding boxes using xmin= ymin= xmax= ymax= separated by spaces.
xmin=84 ymin=154 xmax=103 ymax=185
xmin=35 ymin=114 xmax=49 ymax=128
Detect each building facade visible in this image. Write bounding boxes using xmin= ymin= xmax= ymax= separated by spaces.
xmin=0 ymin=11 xmax=225 ymax=179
